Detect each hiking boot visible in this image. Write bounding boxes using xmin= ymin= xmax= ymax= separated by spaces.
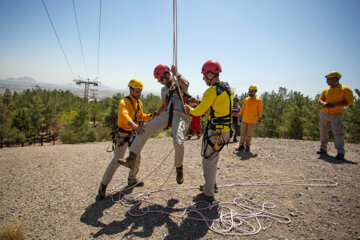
xmin=176 ymin=166 xmax=184 ymax=184
xmin=96 ymin=182 xmax=107 ymax=200
xmin=335 ymin=153 xmax=345 ymax=160
xmin=194 ymin=193 xmax=215 ymax=203
xmin=199 ymin=183 xmax=218 ymax=193
xmin=127 ymin=178 xmax=144 ymax=187
xmin=233 ymin=138 xmax=238 ymax=143
xmin=118 ymin=151 xmax=137 ymax=169
xmin=245 ymin=145 xmax=250 ymax=152
xmin=236 ymin=145 xmax=245 ymax=152
xmin=187 ymin=135 xmax=191 ymax=140
xmin=316 ymin=149 xmax=327 ymax=155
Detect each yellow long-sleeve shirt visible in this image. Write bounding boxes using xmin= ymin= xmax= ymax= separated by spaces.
xmin=240 ymin=96 xmax=263 ymax=124
xmin=318 ymin=84 xmax=353 ymax=115
xmin=189 ymin=81 xmax=233 ymax=132
xmin=117 ymin=95 xmax=151 ymax=134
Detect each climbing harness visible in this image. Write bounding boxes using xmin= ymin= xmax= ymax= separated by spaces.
xmin=125 ymin=96 xmax=140 ymax=123
xmin=201 ymin=82 xmax=233 ymax=158
xmin=107 ymin=96 xmax=141 ymax=152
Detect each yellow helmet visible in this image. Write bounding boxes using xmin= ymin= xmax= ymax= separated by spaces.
xmin=128 ymin=78 xmax=143 ymax=89
xmin=325 ymin=71 xmax=341 ymax=80
xmin=249 ymin=85 xmax=258 ymax=91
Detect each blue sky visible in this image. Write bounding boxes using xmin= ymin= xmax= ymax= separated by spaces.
xmin=0 ymin=0 xmax=359 ymax=98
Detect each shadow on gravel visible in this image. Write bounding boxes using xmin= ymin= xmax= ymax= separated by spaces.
xmin=235 ymin=151 xmax=258 ymax=160
xmin=81 ymin=192 xmax=216 ymax=239
xmin=80 ymin=186 xmax=135 ymax=231
xmin=89 ymin=199 xmax=183 ymax=239
xmin=164 ymin=194 xmax=218 ymax=240
xmin=318 ymin=154 xmax=358 ymax=165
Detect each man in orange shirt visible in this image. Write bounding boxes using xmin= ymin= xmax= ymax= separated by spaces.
xmin=317 ymin=71 xmax=353 ymax=160
xmin=97 ymin=79 xmax=153 ymax=200
xmin=236 ymin=85 xmax=262 ymax=152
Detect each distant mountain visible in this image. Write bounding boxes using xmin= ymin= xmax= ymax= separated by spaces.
xmin=0 ymin=77 xmax=124 ymax=99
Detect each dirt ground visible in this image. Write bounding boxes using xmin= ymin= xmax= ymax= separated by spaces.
xmin=0 ymin=137 xmax=359 ymax=240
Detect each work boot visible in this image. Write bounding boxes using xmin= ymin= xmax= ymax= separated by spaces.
xmin=96 ymin=182 xmax=107 ymax=200
xmin=199 ymin=183 xmax=218 ymax=193
xmin=335 ymin=153 xmax=345 ymax=160
xmin=118 ymin=151 xmax=137 ymax=169
xmin=245 ymin=145 xmax=250 ymax=152
xmin=194 ymin=193 xmax=215 ymax=203
xmin=127 ymin=178 xmax=144 ymax=187
xmin=176 ymin=166 xmax=184 ymax=184
xmin=236 ymin=145 xmax=245 ymax=152
xmin=316 ymin=149 xmax=327 ymax=155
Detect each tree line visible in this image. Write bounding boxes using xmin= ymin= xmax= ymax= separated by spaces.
xmin=0 ymin=86 xmax=359 ymax=147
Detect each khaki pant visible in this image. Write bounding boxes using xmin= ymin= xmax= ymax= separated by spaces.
xmin=320 ymin=111 xmax=345 ymax=154
xmin=101 ymin=134 xmax=141 ymax=185
xmin=240 ymin=122 xmax=257 ymax=146
xmin=130 ymin=110 xmax=188 ymax=168
xmin=202 ymin=129 xmax=230 ymax=197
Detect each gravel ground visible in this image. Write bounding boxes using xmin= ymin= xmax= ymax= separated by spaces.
xmin=0 ymin=137 xmax=359 ymax=240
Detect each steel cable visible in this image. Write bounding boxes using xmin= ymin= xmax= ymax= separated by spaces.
xmin=72 ymin=0 xmax=89 ymax=79
xmin=41 ymin=0 xmax=75 ymax=79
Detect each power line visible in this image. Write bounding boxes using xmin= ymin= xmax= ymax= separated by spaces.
xmin=96 ymin=0 xmax=103 ymax=79
xmin=72 ymin=0 xmax=89 ymax=79
xmin=41 ymin=0 xmax=75 ymax=79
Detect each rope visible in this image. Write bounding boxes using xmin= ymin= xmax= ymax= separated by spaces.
xmin=41 ymin=0 xmax=75 ymax=79
xmin=110 ymin=178 xmax=336 ymax=236
xmin=107 ymin=147 xmax=337 ymax=236
xmin=96 ymin=0 xmax=102 ymax=79
xmin=72 ymin=0 xmax=89 ymax=79
xmin=172 ymin=0 xmax=178 ymax=68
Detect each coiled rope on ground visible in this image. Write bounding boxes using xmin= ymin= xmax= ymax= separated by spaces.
xmin=107 ymin=147 xmax=338 ymax=236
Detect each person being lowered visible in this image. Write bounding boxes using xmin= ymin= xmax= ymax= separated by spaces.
xmin=184 ymin=60 xmax=233 ymax=202
xmin=119 ymin=64 xmax=189 ymax=185
xmin=97 ymin=79 xmax=153 ymax=200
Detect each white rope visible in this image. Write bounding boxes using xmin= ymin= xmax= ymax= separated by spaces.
xmin=107 ymin=147 xmax=337 ymax=236
xmin=109 ymin=179 xmax=336 ymax=236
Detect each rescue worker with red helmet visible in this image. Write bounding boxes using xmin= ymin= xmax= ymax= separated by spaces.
xmin=187 ymin=103 xmax=202 ymax=140
xmin=119 ymin=64 xmax=189 ymax=185
xmin=317 ymin=71 xmax=353 ymax=160
xmin=236 ymin=85 xmax=263 ymax=152
xmin=97 ymin=79 xmax=153 ymax=200
xmin=184 ymin=60 xmax=233 ymax=202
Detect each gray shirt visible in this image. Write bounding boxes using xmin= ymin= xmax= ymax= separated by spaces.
xmin=161 ymin=86 xmax=185 ymax=113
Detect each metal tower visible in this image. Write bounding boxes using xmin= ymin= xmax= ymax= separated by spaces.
xmin=73 ymin=77 xmax=100 ymax=102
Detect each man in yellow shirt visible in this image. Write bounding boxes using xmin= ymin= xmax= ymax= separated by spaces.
xmin=317 ymin=71 xmax=353 ymax=160
xmin=184 ymin=60 xmax=233 ymax=202
xmin=97 ymin=79 xmax=153 ymax=200
xmin=237 ymin=85 xmax=262 ymax=152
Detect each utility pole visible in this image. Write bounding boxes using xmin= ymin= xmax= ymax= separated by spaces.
xmin=73 ymin=77 xmax=100 ymax=102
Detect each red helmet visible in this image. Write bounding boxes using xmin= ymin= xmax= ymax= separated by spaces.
xmin=154 ymin=64 xmax=170 ymax=79
xmin=201 ymin=60 xmax=222 ymax=74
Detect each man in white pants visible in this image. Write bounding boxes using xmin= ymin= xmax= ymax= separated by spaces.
xmin=97 ymin=79 xmax=153 ymax=200
xmin=119 ymin=64 xmax=189 ymax=185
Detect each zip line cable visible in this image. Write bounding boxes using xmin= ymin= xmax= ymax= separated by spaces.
xmin=41 ymin=0 xmax=75 ymax=79
xmin=96 ymin=0 xmax=103 ymax=79
xmin=72 ymin=0 xmax=89 ymax=79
